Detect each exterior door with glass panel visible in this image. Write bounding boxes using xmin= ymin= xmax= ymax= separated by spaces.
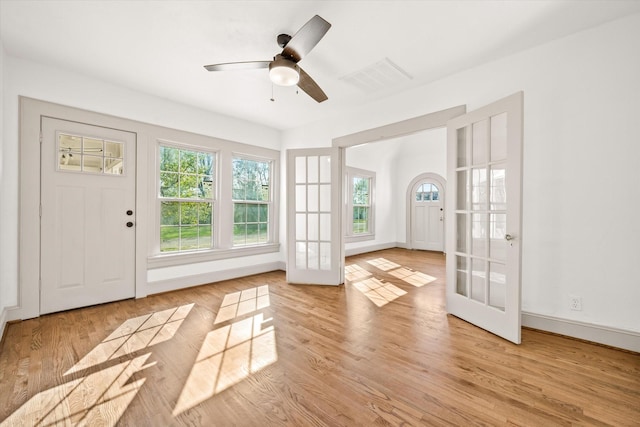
xmin=446 ymin=92 xmax=523 ymax=344
xmin=287 ymin=148 xmax=343 ymax=285
xmin=41 ymin=117 xmax=136 ymax=314
xmin=412 ymin=181 xmax=444 ymax=251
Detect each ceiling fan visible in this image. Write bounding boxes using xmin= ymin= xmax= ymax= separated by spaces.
xmin=204 ymin=15 xmax=331 ymax=103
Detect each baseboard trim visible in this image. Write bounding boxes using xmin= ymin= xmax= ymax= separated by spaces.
xmin=146 ymin=261 xmax=285 ymax=295
xmin=345 ymin=242 xmax=398 ymax=257
xmin=522 ymin=311 xmax=640 ymax=353
xmin=0 ymin=308 xmax=8 ymax=349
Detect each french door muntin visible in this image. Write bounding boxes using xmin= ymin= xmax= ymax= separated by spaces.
xmin=286 ymin=148 xmax=344 ymax=285
xmin=446 ymin=92 xmax=523 ymax=344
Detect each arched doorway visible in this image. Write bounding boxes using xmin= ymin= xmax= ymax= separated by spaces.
xmin=407 ymin=173 xmax=446 ymax=252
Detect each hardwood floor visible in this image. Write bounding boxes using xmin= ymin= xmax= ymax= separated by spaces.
xmin=1 ymin=248 xmax=638 ymax=426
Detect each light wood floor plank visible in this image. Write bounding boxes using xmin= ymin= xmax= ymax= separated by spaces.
xmin=1 ymin=249 xmax=638 ymax=426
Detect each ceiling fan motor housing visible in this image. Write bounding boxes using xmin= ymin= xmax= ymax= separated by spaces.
xmin=277 ymin=34 xmax=292 ymax=48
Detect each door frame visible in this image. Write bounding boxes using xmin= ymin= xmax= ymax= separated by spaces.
xmin=406 ymin=172 xmax=446 ymax=251
xmin=15 ymin=97 xmax=148 ymax=320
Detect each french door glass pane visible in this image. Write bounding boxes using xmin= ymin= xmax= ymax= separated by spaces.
xmin=490 ymin=112 xmax=508 ymax=161
xmin=456 ymin=214 xmax=467 ymax=253
xmin=307 ymin=156 xmax=318 ymax=183
xmin=489 ymin=262 xmax=506 ymax=311
xmin=456 ymin=256 xmax=468 ymax=296
xmin=457 ymin=127 xmax=468 ymax=167
xmin=472 ymin=119 xmax=488 ymax=165
xmin=490 ymin=213 xmax=507 ymax=261
xmin=471 ymin=168 xmax=487 ymax=210
xmin=471 ymin=213 xmax=487 ymax=257
xmin=471 ymin=258 xmax=486 ymax=303
xmin=457 ymin=170 xmax=468 ymax=209
xmin=490 ymin=165 xmax=507 ymax=210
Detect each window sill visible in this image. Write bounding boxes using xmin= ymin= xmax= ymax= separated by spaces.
xmin=147 ymin=243 xmax=280 ymax=269
xmin=345 ymin=234 xmax=375 ymax=243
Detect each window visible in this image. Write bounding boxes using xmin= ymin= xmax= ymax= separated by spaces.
xmin=415 ymin=183 xmax=439 ymax=201
xmin=232 ymin=157 xmax=272 ymax=246
xmin=346 ymin=167 xmax=375 ymax=242
xmin=159 ymin=145 xmax=215 ymax=252
xmin=58 ymin=133 xmax=124 ymax=175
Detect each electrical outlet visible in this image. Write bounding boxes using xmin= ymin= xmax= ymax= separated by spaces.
xmin=570 ymin=296 xmax=582 ymax=311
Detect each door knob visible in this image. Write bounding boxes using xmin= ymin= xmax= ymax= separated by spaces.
xmin=126 ymin=210 xmax=133 ymax=216
xmin=126 ymin=222 xmax=134 ymax=228
xmin=505 ymin=234 xmax=514 ymax=241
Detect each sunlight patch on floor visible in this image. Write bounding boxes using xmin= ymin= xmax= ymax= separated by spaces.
xmin=366 ymin=257 xmax=401 ymax=271
xmin=65 ymin=303 xmax=194 ymax=375
xmin=345 ymin=264 xmax=373 ymax=281
xmin=352 ymin=277 xmax=407 ymax=307
xmin=388 ymin=267 xmax=437 ymax=287
xmin=173 ymin=286 xmax=278 ymax=416
xmin=4 ymin=353 xmax=153 ymax=426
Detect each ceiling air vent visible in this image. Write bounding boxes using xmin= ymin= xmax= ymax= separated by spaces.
xmin=339 ymin=58 xmax=412 ymax=93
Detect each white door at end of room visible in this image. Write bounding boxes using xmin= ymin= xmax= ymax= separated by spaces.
xmin=411 ymin=180 xmax=444 ymax=251
xmin=40 ymin=117 xmax=136 ymax=314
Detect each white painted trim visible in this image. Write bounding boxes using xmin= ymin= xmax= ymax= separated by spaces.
xmin=345 ymin=242 xmax=397 ymax=257
xmin=522 ymin=311 xmax=640 ymax=353
xmin=148 ymin=243 xmax=280 ymax=269
xmin=405 ymin=173 xmax=446 ymax=251
xmin=333 ymin=105 xmax=466 ymax=148
xmin=0 ymin=308 xmax=7 ymax=343
xmin=147 ymin=261 xmax=285 ymax=295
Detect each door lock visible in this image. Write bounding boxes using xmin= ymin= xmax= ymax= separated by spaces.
xmin=126 ymin=222 xmax=134 ymax=228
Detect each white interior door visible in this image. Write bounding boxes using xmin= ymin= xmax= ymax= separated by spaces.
xmin=286 ymin=148 xmax=343 ymax=285
xmin=412 ymin=181 xmax=444 ymax=251
xmin=41 ymin=117 xmax=136 ymax=314
xmin=446 ymin=92 xmax=523 ymax=344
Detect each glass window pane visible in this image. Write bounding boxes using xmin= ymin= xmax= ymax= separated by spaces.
xmin=489 ymin=262 xmax=506 ymax=311
xmin=258 ymin=223 xmax=268 ymax=243
xmin=457 ymin=127 xmax=468 ymax=167
xmin=319 ymin=155 xmax=331 ymax=183
xmin=490 ymin=213 xmax=507 ymax=262
xmin=320 ymin=242 xmax=331 ymax=270
xmin=471 ymin=258 xmax=486 ymax=303
xmin=197 ymin=152 xmax=213 ymax=175
xmin=247 ymin=204 xmax=259 ymax=222
xmin=180 ymin=226 xmax=199 ymax=250
xmin=60 ymin=134 xmax=82 ymax=154
xmin=456 ymin=213 xmax=467 ymax=253
xmin=83 ymin=155 xmax=102 ymax=173
xmin=307 ymin=184 xmax=318 ymax=212
xmin=456 ymin=256 xmax=468 ymax=296
xmin=181 ymin=203 xmax=198 ymax=225
xmin=472 ymin=119 xmax=488 ymax=165
xmin=295 ymin=157 xmax=306 ymax=183
xmin=160 ymin=172 xmax=178 ymax=197
xmin=296 ymin=242 xmax=307 ymax=269
xmin=180 ymin=150 xmax=197 ymax=174
xmin=307 ymin=242 xmax=319 ymax=270
xmin=160 ymin=146 xmax=179 ymax=172
xmin=308 ymin=213 xmax=319 ymax=241
xmin=472 ymin=213 xmax=487 ymax=257
xmin=259 ymin=204 xmax=268 ymax=222
xmin=307 ymin=156 xmax=318 ymax=183
xmin=490 ymin=166 xmax=506 ymax=211
xmin=198 ymin=203 xmax=212 ymax=225
xmin=179 ymin=174 xmax=199 ymax=198
xmin=246 ymin=224 xmax=259 ymax=244
xmin=83 ymin=137 xmax=102 ymax=154
xmin=457 ymin=171 xmax=468 ymax=210
xmin=104 ymin=158 xmax=123 ymax=175
xmin=320 ymin=213 xmax=331 ymax=241
xmin=432 ymin=184 xmax=439 ymax=201
xmin=234 ymin=203 xmax=246 ymax=223
xmin=199 ymin=176 xmax=213 ymax=198
xmin=161 ymin=202 xmax=180 ymax=225
xmin=198 ymin=225 xmax=212 ymax=249
xmin=319 ymin=184 xmax=331 ymax=212
xmin=490 ymin=112 xmax=507 ymax=161
xmin=296 ymin=185 xmax=306 ymax=212
xmin=234 ymin=224 xmax=246 ymax=246
xmin=471 ymin=168 xmax=487 ymax=211
xmin=160 ymin=226 xmax=179 ymax=252
xmin=296 ymin=213 xmax=306 ymax=240
xmin=105 ymin=141 xmax=123 ymax=159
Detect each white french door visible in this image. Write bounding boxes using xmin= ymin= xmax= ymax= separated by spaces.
xmin=40 ymin=117 xmax=136 ymax=314
xmin=286 ymin=148 xmax=344 ymax=285
xmin=445 ymin=92 xmax=523 ymax=344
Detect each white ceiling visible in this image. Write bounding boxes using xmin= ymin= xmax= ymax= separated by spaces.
xmin=2 ymin=0 xmax=640 ymax=130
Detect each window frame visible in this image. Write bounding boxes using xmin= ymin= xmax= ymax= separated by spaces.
xmin=345 ymin=166 xmax=375 ymax=243
xmin=157 ymin=142 xmax=217 ymax=254
xmin=231 ymin=154 xmax=275 ymax=247
xmin=148 ymin=136 xmax=279 ymax=269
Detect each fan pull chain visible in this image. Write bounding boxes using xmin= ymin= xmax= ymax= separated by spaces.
xmin=270 ymin=84 xmax=275 ymax=102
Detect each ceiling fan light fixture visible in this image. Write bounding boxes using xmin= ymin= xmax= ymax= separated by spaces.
xmin=269 ymin=57 xmax=300 ymax=86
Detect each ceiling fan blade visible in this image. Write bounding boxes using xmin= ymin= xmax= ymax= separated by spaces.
xmin=298 ymin=68 xmax=328 ymax=103
xmin=282 ymin=15 xmax=331 ymax=63
xmin=204 ymin=61 xmax=270 ymax=72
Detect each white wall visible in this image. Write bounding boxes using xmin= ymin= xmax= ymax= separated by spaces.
xmin=282 ymin=14 xmax=640 ymax=334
